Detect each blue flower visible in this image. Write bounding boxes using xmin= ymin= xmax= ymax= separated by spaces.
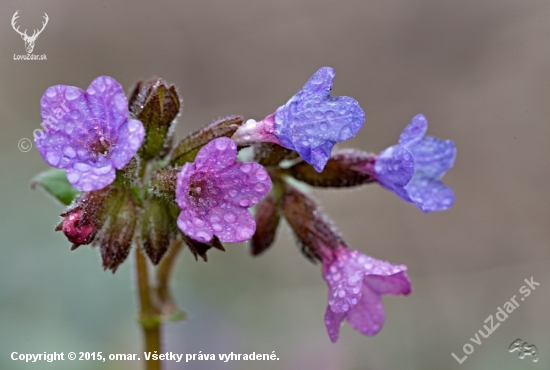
xmin=232 ymin=67 xmax=365 ymax=172
xmin=35 ymin=76 xmax=145 ymax=191
xmin=374 ymin=114 xmax=456 ymax=212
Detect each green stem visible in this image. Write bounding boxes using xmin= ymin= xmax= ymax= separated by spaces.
xmin=136 ymin=245 xmax=162 ymax=370
xmin=156 ymin=239 xmax=183 ymax=311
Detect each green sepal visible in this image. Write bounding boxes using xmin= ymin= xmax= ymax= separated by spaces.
xmin=170 ymin=116 xmax=243 ymax=166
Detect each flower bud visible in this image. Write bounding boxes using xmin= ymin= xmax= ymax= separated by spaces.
xmin=170 ymin=116 xmax=243 ymax=166
xmin=56 ymin=188 xmax=111 ymax=249
xmin=289 ymin=149 xmax=376 ymax=188
xmin=141 ymin=196 xmax=180 ymax=264
xmin=130 ymin=78 xmax=181 ymax=159
xmin=94 ymin=189 xmax=137 ymax=272
xmin=61 ymin=209 xmax=96 ymax=245
xmin=282 ymin=186 xmax=345 ymax=262
xmin=250 ymin=192 xmax=281 ymax=256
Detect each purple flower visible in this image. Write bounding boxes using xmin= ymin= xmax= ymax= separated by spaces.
xmin=373 ymin=114 xmax=456 ymax=212
xmin=35 ymin=76 xmax=145 ymax=191
xmin=175 ymin=137 xmax=272 ymax=243
xmin=233 ymin=67 xmax=365 ymax=172
xmin=323 ymin=247 xmax=411 ymax=342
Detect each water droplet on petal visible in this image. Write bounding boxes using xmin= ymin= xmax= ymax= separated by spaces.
xmin=46 ymin=151 xmax=61 ymax=166
xmin=339 ymin=126 xmax=352 ymax=140
xmin=229 ymin=189 xmax=238 ymax=197
xmin=320 ymin=122 xmax=328 ymax=131
xmin=209 ymin=215 xmax=221 ymax=223
xmin=338 ymin=290 xmax=346 ymax=298
xmin=195 ymin=231 xmax=210 ymax=241
xmin=65 ymin=87 xmax=80 ymax=101
xmin=239 ymin=199 xmax=249 ymax=207
xmin=333 ymin=273 xmax=341 ymax=281
xmin=74 ymin=163 xmax=91 ymax=172
xmin=63 ymin=146 xmax=76 ymax=158
xmin=192 ymin=218 xmax=204 ymax=227
xmin=45 ymin=88 xmax=57 ymax=98
xmin=254 ymin=183 xmax=265 ymax=192
xmin=240 ymin=163 xmax=252 ymax=173
xmin=93 ymin=163 xmax=112 ymax=175
xmin=255 ymin=169 xmax=268 ymax=181
xmin=212 ymin=223 xmax=222 ymax=231
xmin=67 ymin=171 xmax=80 ymax=183
xmin=224 ymin=212 xmax=236 ymax=223
xmin=215 ymin=139 xmax=229 ymax=151
xmin=236 ymin=227 xmax=254 ymax=240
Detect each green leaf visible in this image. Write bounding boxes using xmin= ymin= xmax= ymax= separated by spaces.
xmin=31 ymin=168 xmax=80 ymax=205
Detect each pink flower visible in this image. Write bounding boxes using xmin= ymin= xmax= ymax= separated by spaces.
xmin=323 ymin=247 xmax=411 ymax=342
xmin=175 ymin=137 xmax=272 ymax=243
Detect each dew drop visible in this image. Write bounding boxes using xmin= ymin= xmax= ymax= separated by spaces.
xmin=255 ymin=169 xmax=268 ymax=181
xmin=212 ymin=223 xmax=222 ymax=232
xmin=193 ymin=218 xmax=205 ymax=227
xmin=320 ymin=122 xmax=329 ymax=131
xmin=224 ymin=212 xmax=236 ymax=223
xmin=67 ymin=171 xmax=80 ymax=183
xmin=46 ymin=151 xmax=61 ymax=166
xmin=74 ymin=162 xmax=91 ymax=172
xmin=236 ymin=227 xmax=254 ymax=240
xmin=229 ymin=189 xmax=238 ymax=197
xmin=195 ymin=231 xmax=210 ymax=241
xmin=239 ymin=199 xmax=249 ymax=207
xmin=332 ymin=273 xmax=341 ymax=281
xmin=63 ymin=146 xmax=76 ymax=158
xmin=65 ymin=87 xmax=80 ymax=101
xmin=254 ymin=183 xmax=265 ymax=192
xmin=45 ymin=88 xmax=57 ymax=98
xmin=240 ymin=163 xmax=252 ymax=173
xmin=114 ymin=93 xmax=127 ymax=111
xmin=93 ymin=164 xmax=112 ymax=175
xmin=209 ymin=215 xmax=221 ymax=223
xmin=215 ymin=138 xmax=229 ymax=151
xmin=128 ymin=120 xmax=140 ymax=132
xmin=339 ymin=126 xmax=352 ymax=140
xmin=338 ymin=290 xmax=346 ymax=298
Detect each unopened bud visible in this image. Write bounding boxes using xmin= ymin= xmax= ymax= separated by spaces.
xmin=130 ymin=78 xmax=181 ymax=159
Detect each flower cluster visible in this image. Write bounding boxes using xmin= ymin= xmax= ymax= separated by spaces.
xmin=33 ymin=68 xmax=455 ymax=342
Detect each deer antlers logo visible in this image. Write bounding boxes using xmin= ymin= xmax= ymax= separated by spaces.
xmin=11 ymin=11 xmax=49 ymax=54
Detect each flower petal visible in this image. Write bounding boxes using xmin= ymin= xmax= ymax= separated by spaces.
xmin=110 ymin=119 xmax=145 ymax=169
xmin=324 ymin=249 xmax=367 ymax=314
xmin=408 ymin=136 xmax=456 ymax=179
xmin=398 ymin=114 xmax=427 ymax=147
xmin=86 ymin=76 xmax=130 ymax=139
xmin=177 ymin=208 xmax=214 ymax=243
xmin=324 ymin=307 xmax=346 ymax=343
xmin=364 ymin=271 xmax=411 ymax=296
xmin=274 ymin=67 xmax=365 ymax=172
xmin=65 ymin=158 xmax=116 ymax=191
xmin=375 ymin=144 xmax=415 ymax=196
xmin=405 ymin=175 xmax=455 ymax=212
xmin=217 ymin=162 xmax=272 ymax=208
xmin=345 ymin=283 xmax=386 ymax=336
xmin=205 ymin=205 xmax=256 ymax=242
xmin=193 ymin=137 xmax=237 ymax=173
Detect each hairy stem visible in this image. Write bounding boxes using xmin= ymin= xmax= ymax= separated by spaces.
xmin=156 ymin=239 xmax=184 ymax=311
xmin=136 ymin=245 xmax=162 ymax=370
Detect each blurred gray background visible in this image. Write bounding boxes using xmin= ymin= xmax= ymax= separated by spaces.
xmin=1 ymin=0 xmax=550 ymax=369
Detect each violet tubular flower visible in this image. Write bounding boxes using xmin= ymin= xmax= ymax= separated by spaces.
xmin=373 ymin=114 xmax=456 ymax=212
xmin=233 ymin=67 xmax=365 ymax=172
xmin=35 ymin=76 xmax=145 ymax=191
xmin=323 ymin=247 xmax=411 ymax=342
xmin=175 ymin=137 xmax=272 ymax=243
